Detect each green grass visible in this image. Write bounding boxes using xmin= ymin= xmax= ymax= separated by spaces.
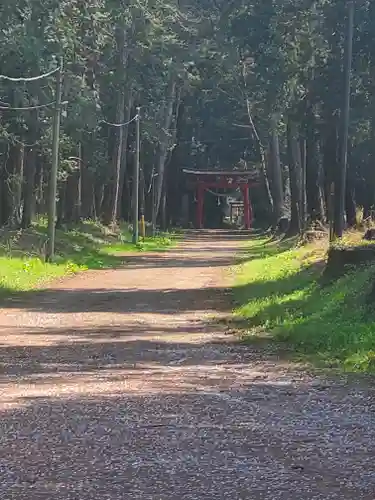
xmin=0 ymin=220 xmax=174 ymax=295
xmin=233 ymin=236 xmax=375 ymax=372
xmin=103 ymin=235 xmax=174 ymax=255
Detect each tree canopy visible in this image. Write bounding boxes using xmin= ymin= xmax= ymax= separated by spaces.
xmin=0 ymin=0 xmax=372 ymax=234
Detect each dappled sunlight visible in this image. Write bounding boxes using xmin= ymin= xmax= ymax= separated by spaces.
xmin=0 ymin=221 xmax=174 ymax=298
xmin=1 ymin=363 xmax=374 ymax=499
xmin=1 ymin=231 xmax=375 ymax=498
xmin=1 ymin=354 xmax=302 ymax=411
xmin=234 ymin=235 xmax=375 ymax=371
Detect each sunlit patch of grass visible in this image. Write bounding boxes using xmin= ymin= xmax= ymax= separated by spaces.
xmin=103 ymin=234 xmax=173 ymax=255
xmin=333 ymin=228 xmax=372 ymax=247
xmin=0 ymin=220 xmax=175 ymax=295
xmin=233 ymin=234 xmax=375 ymax=372
xmin=0 ymin=256 xmax=81 ymax=295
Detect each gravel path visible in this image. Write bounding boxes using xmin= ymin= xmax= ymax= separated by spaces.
xmin=1 ymin=230 xmax=375 ymax=499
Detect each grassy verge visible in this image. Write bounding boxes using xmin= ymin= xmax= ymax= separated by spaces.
xmin=233 ymin=234 xmax=375 ymax=372
xmin=0 ymin=220 xmax=174 ymax=295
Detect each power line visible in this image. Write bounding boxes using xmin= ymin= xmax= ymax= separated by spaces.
xmin=0 ymin=100 xmax=68 ymax=111
xmin=100 ymin=114 xmax=139 ymax=128
xmin=11 ymin=136 xmax=39 ymax=148
xmin=0 ymin=67 xmax=60 ymax=83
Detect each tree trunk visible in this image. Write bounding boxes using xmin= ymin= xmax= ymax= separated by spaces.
xmin=110 ymin=96 xmax=125 ymax=225
xmin=9 ymin=143 xmax=25 ymax=227
xmin=333 ymin=0 xmax=354 ymax=238
xmin=65 ymin=169 xmax=81 ymax=224
xmin=81 ymin=168 xmax=95 ymax=219
xmin=21 ymin=146 xmax=38 ymax=228
xmin=345 ymin=148 xmax=356 ymax=227
xmin=153 ymin=76 xmax=177 ymax=223
xmin=80 ymin=142 xmax=95 ymax=219
xmin=322 ymin=112 xmax=338 ymax=229
xmin=160 ymin=182 xmax=167 ymax=231
xmin=241 ymin=60 xmax=274 ymax=215
xmin=0 ymin=165 xmax=11 ymax=226
xmin=345 ymin=180 xmax=356 ymax=227
xmin=287 ymin=119 xmax=302 ymax=235
xmin=244 ymin=99 xmax=274 ymax=215
xmin=35 ymin=157 xmax=45 ymax=216
xmin=269 ymin=114 xmax=284 ymax=224
xmin=305 ymin=106 xmax=325 ymax=222
xmin=117 ymin=91 xmax=133 ymax=217
xmin=159 ymin=91 xmax=182 ymax=229
xmin=300 ymin=137 xmax=307 ymax=227
xmin=56 ymin=181 xmax=67 ymax=228
xmin=102 ymin=26 xmax=129 ymax=225
xmin=4 ymin=143 xmax=24 ymax=227
xmin=166 ymin=98 xmax=187 ymax=226
xmin=21 ymin=109 xmax=39 ymax=228
xmin=95 ymin=180 xmax=104 ymax=220
xmin=139 ymin=150 xmax=146 ymax=223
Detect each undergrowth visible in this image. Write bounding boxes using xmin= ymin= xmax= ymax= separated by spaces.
xmin=233 ymin=234 xmax=375 ymax=372
xmin=0 ymin=219 xmax=173 ymax=295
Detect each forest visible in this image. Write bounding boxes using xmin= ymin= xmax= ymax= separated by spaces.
xmin=0 ymin=0 xmax=372 ymax=238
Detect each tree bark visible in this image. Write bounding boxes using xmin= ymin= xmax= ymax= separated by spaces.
xmin=244 ymin=100 xmax=274 ymax=215
xmin=269 ymin=114 xmax=284 ymax=224
xmin=56 ymin=181 xmax=67 ymax=228
xmin=153 ymin=75 xmax=177 ymax=223
xmin=95 ymin=180 xmax=104 ymax=220
xmin=333 ymin=0 xmax=354 ymax=238
xmin=102 ymin=26 xmax=129 ymax=225
xmin=322 ymin=110 xmax=339 ymax=235
xmin=287 ymin=119 xmax=302 ymax=235
xmin=110 ymin=94 xmax=126 ymax=225
xmin=34 ymin=157 xmax=44 ymax=216
xmin=21 ymin=109 xmax=39 ymax=228
xmin=241 ymin=60 xmax=274 ymax=215
xmin=65 ymin=170 xmax=81 ymax=224
xmin=10 ymin=143 xmax=24 ymax=227
xmin=64 ymin=144 xmax=82 ymax=224
xmin=345 ymin=180 xmax=356 ymax=227
xmin=160 ymin=181 xmax=167 ymax=230
xmin=300 ymin=137 xmax=307 ymax=227
xmin=81 ymin=167 xmax=95 ymax=219
xmin=166 ymin=99 xmax=187 ymax=225
xmin=80 ymin=141 xmax=96 ymax=219
xmin=305 ymin=106 xmax=325 ymax=222
xmin=117 ymin=91 xmax=133 ymax=217
xmin=3 ymin=143 xmax=24 ymax=227
xmin=0 ymin=163 xmax=11 ymax=226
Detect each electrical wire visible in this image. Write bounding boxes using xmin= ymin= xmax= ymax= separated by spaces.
xmin=11 ymin=136 xmax=38 ymax=148
xmin=0 ymin=100 xmax=68 ymax=111
xmin=100 ymin=114 xmax=138 ymax=128
xmin=0 ymin=67 xmax=60 ymax=83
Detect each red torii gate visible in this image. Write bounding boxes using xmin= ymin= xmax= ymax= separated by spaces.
xmin=183 ymin=169 xmax=258 ymax=229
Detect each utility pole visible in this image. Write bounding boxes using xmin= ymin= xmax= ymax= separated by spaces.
xmin=46 ymin=59 xmax=63 ymax=262
xmin=334 ymin=1 xmax=354 ymax=238
xmin=132 ymin=107 xmax=140 ymax=244
xmin=138 ymin=107 xmax=146 ymax=240
xmin=139 ymin=121 xmax=146 ymax=241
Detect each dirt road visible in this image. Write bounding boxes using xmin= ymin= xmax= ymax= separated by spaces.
xmin=1 ymin=230 xmax=375 ymax=499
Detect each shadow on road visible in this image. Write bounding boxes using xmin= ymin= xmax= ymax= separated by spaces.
xmin=1 ymin=349 xmax=374 ymax=499
xmin=1 ymin=230 xmax=375 ymax=499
